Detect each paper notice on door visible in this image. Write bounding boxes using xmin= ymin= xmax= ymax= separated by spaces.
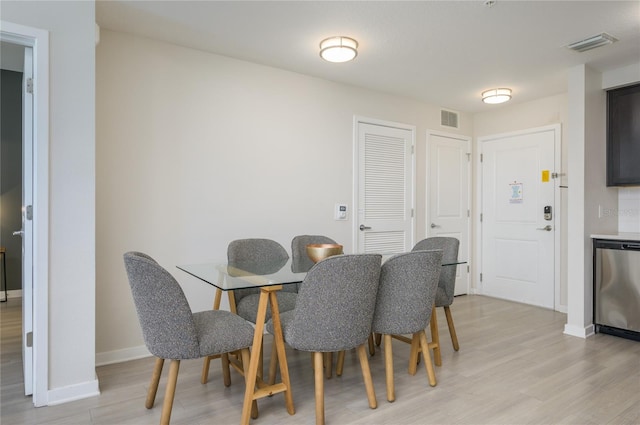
xmin=509 ymin=182 xmax=523 ymax=203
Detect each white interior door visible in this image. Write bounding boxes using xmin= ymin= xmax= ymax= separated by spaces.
xmin=427 ymin=131 xmax=470 ymax=295
xmin=480 ymin=126 xmax=558 ymax=308
xmin=21 ymin=45 xmax=34 ymax=396
xmin=356 ymin=119 xmax=414 ymax=254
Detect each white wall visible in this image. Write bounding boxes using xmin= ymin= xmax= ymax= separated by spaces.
xmin=1 ymin=0 xmax=96 ymax=403
xmin=473 ymin=94 xmax=569 ymax=307
xmin=95 ymin=30 xmax=473 ymax=363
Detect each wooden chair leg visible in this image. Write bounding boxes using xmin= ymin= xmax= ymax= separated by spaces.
xmin=430 ymin=308 xmax=442 ymax=366
xmin=408 ymin=334 xmax=420 ymax=376
xmin=444 ymin=306 xmax=460 ymax=351
xmin=418 ymin=331 xmax=437 ymax=387
xmin=201 ymin=356 xmax=212 ymax=384
xmin=146 ymin=357 xmax=164 ymax=409
xmin=375 ymin=333 xmax=382 ymax=347
xmin=240 ymin=348 xmax=259 ymax=420
xmin=383 ymin=334 xmax=395 ymax=402
xmin=268 ymin=337 xmax=278 ymax=385
xmin=313 ymin=352 xmax=325 ymax=425
xmin=160 ymin=359 xmax=180 ymax=425
xmin=221 ymin=353 xmax=231 ymax=387
xmin=357 ymin=344 xmax=377 ymax=409
xmin=324 ymin=352 xmax=333 ymax=379
xmin=368 ymin=333 xmax=376 ymax=356
xmin=336 ymin=351 xmax=345 ymax=377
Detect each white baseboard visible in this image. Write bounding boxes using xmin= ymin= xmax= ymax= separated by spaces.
xmin=1 ymin=289 xmax=23 ymax=301
xmin=96 ymin=344 xmax=151 ymax=367
xmin=47 ymin=377 xmax=100 ymax=405
xmin=563 ymin=323 xmax=595 ymax=339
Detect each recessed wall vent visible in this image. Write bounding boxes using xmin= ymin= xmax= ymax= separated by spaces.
xmin=441 ymin=109 xmax=459 ymax=129
xmin=567 ymin=33 xmax=618 ymax=53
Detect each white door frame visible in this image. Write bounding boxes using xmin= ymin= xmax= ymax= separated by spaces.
xmin=475 ymin=124 xmax=562 ymax=311
xmin=1 ymin=20 xmax=50 ymax=407
xmin=353 ymin=115 xmax=416 ymax=251
xmin=426 ymin=129 xmax=471 ymax=295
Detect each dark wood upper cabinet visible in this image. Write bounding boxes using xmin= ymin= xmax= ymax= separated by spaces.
xmin=607 ymin=83 xmax=640 ymax=186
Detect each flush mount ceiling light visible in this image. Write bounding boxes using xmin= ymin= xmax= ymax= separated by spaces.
xmin=319 ymin=36 xmax=358 ymax=63
xmin=482 ymin=88 xmax=512 ymax=104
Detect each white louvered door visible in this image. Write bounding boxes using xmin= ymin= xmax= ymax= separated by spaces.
xmin=356 ymin=120 xmax=414 ymax=254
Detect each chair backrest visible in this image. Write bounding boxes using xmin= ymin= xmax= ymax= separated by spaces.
xmin=291 ymin=234 xmax=338 ymax=273
xmin=123 ymin=252 xmax=200 ymax=360
xmin=412 ymin=237 xmax=460 ymax=306
xmin=372 ymin=250 xmax=443 ymax=335
xmin=227 ymin=238 xmax=291 ymax=301
xmin=284 ymin=254 xmax=382 ymax=352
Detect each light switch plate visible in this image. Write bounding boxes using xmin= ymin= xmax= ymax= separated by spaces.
xmin=334 ymin=203 xmax=348 ymax=220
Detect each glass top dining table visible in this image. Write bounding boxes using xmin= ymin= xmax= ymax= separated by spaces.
xmin=176 ymin=252 xmax=466 ymax=425
xmin=176 ymin=254 xmax=466 ymax=291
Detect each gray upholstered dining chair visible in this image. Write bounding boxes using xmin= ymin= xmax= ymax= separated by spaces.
xmin=290 ymin=234 xmax=337 ymax=274
xmin=371 ymin=250 xmax=443 ymax=402
xmin=228 ymin=238 xmax=297 ymax=323
xmin=266 ymin=254 xmax=382 ymax=425
xmin=202 ymin=238 xmax=297 ymax=385
xmin=123 ymin=251 xmax=256 ymax=425
xmin=291 ymin=234 xmax=340 ymax=377
xmin=412 ymin=237 xmax=461 ymax=356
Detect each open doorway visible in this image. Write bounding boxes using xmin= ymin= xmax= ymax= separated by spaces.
xmin=1 ymin=21 xmax=50 ymax=406
xmin=1 ymin=40 xmax=26 ymax=390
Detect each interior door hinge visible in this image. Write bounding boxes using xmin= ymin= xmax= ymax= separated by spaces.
xmin=466 ymin=153 xmax=471 ymax=162
xmin=411 ymin=145 xmax=415 ymax=155
xmin=26 ymin=205 xmax=33 ymax=221
xmin=480 ymin=153 xmax=483 ymax=162
xmin=411 ymin=208 xmax=414 ymax=218
xmin=26 ymin=332 xmax=33 ymax=347
xmin=480 ymin=273 xmax=483 ymax=282
xmin=467 ymin=265 xmax=470 ymax=273
xmin=480 ymin=213 xmax=483 ymax=222
xmin=26 ymin=78 xmax=33 ymax=94
xmin=467 ymin=209 xmax=470 ymax=218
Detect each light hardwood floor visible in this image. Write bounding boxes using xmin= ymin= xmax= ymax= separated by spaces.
xmin=2 ymin=295 xmax=639 ymax=425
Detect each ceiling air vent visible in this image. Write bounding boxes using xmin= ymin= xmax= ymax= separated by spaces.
xmin=441 ymin=109 xmax=459 ymax=129
xmin=567 ymin=33 xmax=618 ymax=53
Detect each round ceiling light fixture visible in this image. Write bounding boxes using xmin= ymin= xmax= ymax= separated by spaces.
xmin=482 ymin=88 xmax=512 ymax=104
xmin=319 ymin=36 xmax=358 ymax=63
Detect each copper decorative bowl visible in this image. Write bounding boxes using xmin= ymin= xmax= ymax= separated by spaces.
xmin=306 ymin=243 xmax=344 ymax=263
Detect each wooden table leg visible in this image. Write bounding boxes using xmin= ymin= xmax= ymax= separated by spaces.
xmin=240 ymin=286 xmax=295 ymax=425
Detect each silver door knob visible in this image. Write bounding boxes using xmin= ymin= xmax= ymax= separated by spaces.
xmin=359 ymin=224 xmax=371 ymax=231
xmin=13 ymin=230 xmax=24 ymax=237
xmin=536 ymin=225 xmax=552 ymax=231
xmin=430 ymin=223 xmax=441 ymax=228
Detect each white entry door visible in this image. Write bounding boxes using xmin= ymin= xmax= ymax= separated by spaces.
xmin=355 ymin=119 xmax=415 ymax=254
xmin=480 ymin=126 xmax=559 ymax=309
xmin=427 ymin=131 xmax=470 ymax=295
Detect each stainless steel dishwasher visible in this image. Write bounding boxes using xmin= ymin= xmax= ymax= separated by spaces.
xmin=594 ymin=239 xmax=640 ymax=341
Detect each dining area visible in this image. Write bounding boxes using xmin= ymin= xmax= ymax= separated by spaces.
xmin=123 ymin=235 xmax=462 ymax=425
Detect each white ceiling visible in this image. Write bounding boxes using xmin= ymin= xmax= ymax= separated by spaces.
xmin=96 ymin=1 xmax=640 ymax=113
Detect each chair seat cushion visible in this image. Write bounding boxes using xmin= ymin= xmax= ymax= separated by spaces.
xmin=236 ymin=292 xmax=297 ymax=324
xmin=193 ymin=310 xmax=255 ymax=357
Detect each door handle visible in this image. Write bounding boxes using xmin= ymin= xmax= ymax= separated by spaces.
xmin=430 ymin=223 xmax=441 ymax=228
xmin=13 ymin=230 xmax=24 ymax=237
xmin=359 ymin=224 xmax=371 ymax=231
xmin=536 ymin=225 xmax=552 ymax=231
